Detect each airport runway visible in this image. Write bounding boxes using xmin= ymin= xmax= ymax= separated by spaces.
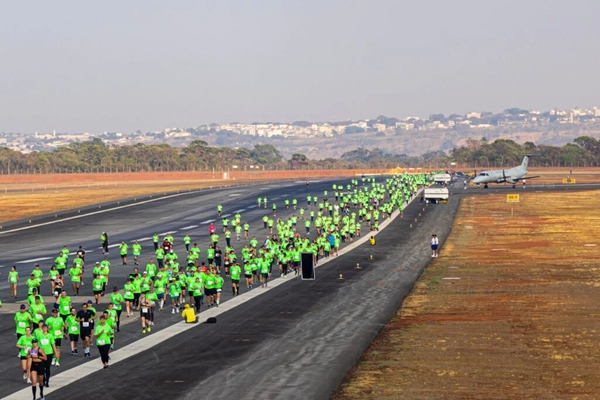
xmin=1 ymin=179 xmax=598 ymax=399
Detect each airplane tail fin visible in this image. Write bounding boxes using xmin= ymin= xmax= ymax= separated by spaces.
xmin=521 ymin=155 xmax=531 ymax=169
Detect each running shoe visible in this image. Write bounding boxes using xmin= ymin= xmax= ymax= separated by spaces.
xmin=55 ymin=361 xmax=60 ymax=366
xmin=22 ymin=373 xmax=27 ymax=379
xmin=147 ymin=327 xmax=151 ymax=332
xmin=142 ymin=328 xmax=147 ymax=334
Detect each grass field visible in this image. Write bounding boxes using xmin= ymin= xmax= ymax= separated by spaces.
xmin=335 ymin=190 xmax=600 ymax=399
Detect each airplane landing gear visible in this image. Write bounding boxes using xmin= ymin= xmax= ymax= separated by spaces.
xmin=484 ymin=184 xmax=489 ymax=189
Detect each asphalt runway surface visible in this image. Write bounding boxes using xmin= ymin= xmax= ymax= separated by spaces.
xmin=1 ymin=179 xmax=598 ymax=399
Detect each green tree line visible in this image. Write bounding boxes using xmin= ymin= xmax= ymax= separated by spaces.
xmin=1 ymin=136 xmax=598 ymax=174
xmin=450 ymin=136 xmax=600 ymax=168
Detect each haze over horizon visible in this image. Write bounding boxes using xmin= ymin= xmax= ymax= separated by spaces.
xmin=1 ymin=0 xmax=598 ymax=134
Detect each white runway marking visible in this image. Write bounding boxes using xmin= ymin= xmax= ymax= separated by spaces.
xmin=232 ymin=209 xmax=245 ymax=214
xmin=158 ymin=231 xmax=177 ymax=235
xmin=228 ymin=193 xmax=241 ymax=197
xmin=16 ymin=257 xmax=51 ymax=264
xmin=201 ymin=220 xmax=215 ymax=224
xmin=220 ymin=214 xmax=231 ymax=218
xmin=0 ymin=189 xmax=213 ymax=235
xmin=247 ymin=205 xmax=256 ymax=209
xmin=134 ymin=237 xmax=152 ymax=242
xmin=181 ymin=225 xmax=198 ymax=230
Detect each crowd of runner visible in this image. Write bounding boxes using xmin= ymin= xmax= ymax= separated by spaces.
xmin=5 ymin=174 xmax=430 ymax=398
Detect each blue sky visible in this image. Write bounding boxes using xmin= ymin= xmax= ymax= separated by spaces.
xmin=1 ymin=0 xmax=598 ymax=133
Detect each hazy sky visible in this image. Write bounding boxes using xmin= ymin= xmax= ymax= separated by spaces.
xmin=1 ymin=0 xmax=599 ymax=133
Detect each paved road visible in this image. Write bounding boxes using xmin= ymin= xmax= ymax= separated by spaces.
xmin=2 ymin=179 xmax=597 ymax=399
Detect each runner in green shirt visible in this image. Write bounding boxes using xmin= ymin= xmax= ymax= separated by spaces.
xmin=230 ymin=262 xmax=242 ymax=296
xmin=8 ymin=265 xmax=19 ymax=299
xmin=123 ymin=279 xmax=136 ymax=317
xmin=45 ymin=308 xmax=65 ymax=366
xmin=110 ymin=287 xmax=124 ymax=331
xmin=65 ymin=308 xmax=80 ymax=355
xmin=30 ymin=297 xmax=47 ymax=328
xmin=183 ymin=234 xmax=192 ymax=251
xmin=92 ymin=275 xmax=104 ymax=305
xmin=132 ymin=240 xmax=142 ymax=265
xmin=58 ymin=291 xmax=71 ymax=321
xmin=68 ymin=265 xmax=82 ymax=296
xmin=16 ymin=327 xmax=34 ymax=380
xmin=26 ymin=274 xmax=41 ymax=296
xmin=15 ymin=304 xmax=33 ymax=338
xmin=94 ymin=316 xmax=114 ymax=369
xmin=35 ymin=323 xmax=57 ymax=384
xmin=119 ymin=241 xmax=129 ymax=265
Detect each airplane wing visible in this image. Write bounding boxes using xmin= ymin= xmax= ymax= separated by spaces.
xmin=515 ymin=175 xmax=540 ymax=181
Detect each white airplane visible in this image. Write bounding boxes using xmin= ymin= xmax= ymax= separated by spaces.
xmin=472 ymin=155 xmax=539 ymax=188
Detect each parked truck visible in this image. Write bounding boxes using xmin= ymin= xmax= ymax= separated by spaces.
xmin=423 ymin=187 xmax=449 ymax=204
xmin=433 ymin=173 xmax=452 ymax=185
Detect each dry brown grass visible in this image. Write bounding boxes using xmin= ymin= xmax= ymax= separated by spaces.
xmin=336 ymin=190 xmax=600 ymax=399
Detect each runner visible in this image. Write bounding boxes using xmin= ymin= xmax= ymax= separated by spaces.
xmin=58 ymin=291 xmax=71 ymax=322
xmin=92 ymin=274 xmax=104 ymax=305
xmin=8 ymin=265 xmax=19 ymax=299
xmin=101 ymin=232 xmax=109 ymax=254
xmin=16 ymin=326 xmax=34 ymax=383
xmin=146 ymin=287 xmax=158 ymax=327
xmin=46 ymin=265 xmax=59 ymax=294
xmin=153 ymin=232 xmax=159 ymax=251
xmin=243 ymin=261 xmax=253 ymax=291
xmin=140 ymin=293 xmax=153 ymax=334
xmin=76 ymin=303 xmax=95 ymax=359
xmin=35 ymin=323 xmax=57 ymax=387
xmin=94 ymin=316 xmax=114 ymax=369
xmin=30 ymin=296 xmax=47 ymax=333
xmin=110 ymin=287 xmax=124 ymax=332
xmin=65 ymin=307 xmax=80 ymax=355
xmin=190 ymin=277 xmax=204 ymax=311
xmin=45 ymin=308 xmax=65 ymax=367
xmin=68 ymin=262 xmax=82 ymax=296
xmin=228 ymin=262 xmax=240 ymax=296
xmin=183 ymin=234 xmax=191 ymax=252
xmin=132 ymin=240 xmax=142 ymax=265
xmin=28 ymin=338 xmax=47 ymax=400
xmin=123 ymin=278 xmax=135 ymax=317
xmin=214 ymin=271 xmax=224 ymax=306
xmin=120 ymin=241 xmax=129 ymax=265
xmin=168 ymin=278 xmax=181 ymax=314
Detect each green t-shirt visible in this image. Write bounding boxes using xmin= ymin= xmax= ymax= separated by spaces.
xmin=58 ymin=296 xmax=71 ymax=316
xmin=69 ymin=266 xmax=82 ymax=283
xmin=94 ymin=323 xmax=113 ymax=346
xmin=132 ymin=243 xmax=142 ymax=256
xmin=30 ymin=303 xmax=47 ymax=324
xmin=35 ymin=331 xmax=55 ymax=355
xmin=168 ymin=282 xmax=180 ymax=297
xmin=123 ymin=283 xmax=135 ymax=300
xmin=230 ymin=265 xmax=241 ymax=280
xmin=8 ymin=270 xmax=19 ymax=284
xmin=110 ymin=292 xmax=124 ymax=310
xmin=92 ymin=278 xmax=104 ymax=292
xmin=14 ymin=311 xmax=32 ymax=334
xmin=66 ymin=315 xmax=80 ymax=335
xmin=45 ymin=316 xmax=65 ymax=339
xmin=17 ymin=335 xmax=34 ymax=357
